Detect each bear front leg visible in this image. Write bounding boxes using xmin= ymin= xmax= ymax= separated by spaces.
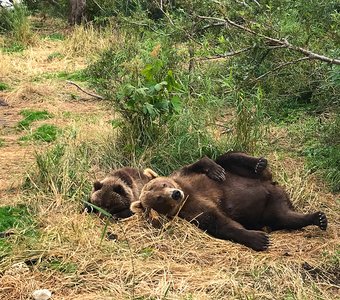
xmin=180 ymin=156 xmax=226 ymax=181
xmin=196 ymin=211 xmax=270 ymax=251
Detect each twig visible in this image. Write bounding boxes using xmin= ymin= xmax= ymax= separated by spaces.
xmin=197 ymin=15 xmax=340 ymax=65
xmin=253 ymin=57 xmax=312 ymax=81
xmin=66 ymin=80 xmax=104 ymax=100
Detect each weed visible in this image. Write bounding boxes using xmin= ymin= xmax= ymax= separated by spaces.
xmin=41 ymin=259 xmax=78 ymax=274
xmin=17 ymin=109 xmax=52 ymax=130
xmin=1 ymin=42 xmax=25 ymax=53
xmin=24 ymin=130 xmax=93 ymax=200
xmin=87 ymin=39 xmax=185 ymax=147
xmin=0 ymin=205 xmax=35 ymax=254
xmin=47 ymin=51 xmax=64 ymax=61
xmin=0 ymin=138 xmax=4 ymax=147
xmin=302 ymin=114 xmax=340 ymax=192
xmin=0 ymin=82 xmax=10 ymax=91
xmin=20 ymin=124 xmax=60 ymax=142
xmin=233 ymin=88 xmax=266 ymax=154
xmin=45 ymin=32 xmax=65 ymax=41
xmin=0 ymin=4 xmax=34 ymax=45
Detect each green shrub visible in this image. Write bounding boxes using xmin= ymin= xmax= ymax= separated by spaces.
xmin=86 ymin=37 xmax=185 ymax=146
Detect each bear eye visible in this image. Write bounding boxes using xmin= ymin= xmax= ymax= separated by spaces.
xmin=162 ymin=183 xmax=167 ymax=188
xmin=113 ymin=185 xmax=126 ymax=196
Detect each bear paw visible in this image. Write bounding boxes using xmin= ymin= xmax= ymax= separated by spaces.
xmin=207 ymin=164 xmax=226 ymax=182
xmin=315 ymin=212 xmax=327 ymax=230
xmin=247 ymin=231 xmax=270 ymax=251
xmin=254 ymin=157 xmax=268 ymax=174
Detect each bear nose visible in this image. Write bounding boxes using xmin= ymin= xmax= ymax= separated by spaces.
xmin=171 ymin=190 xmax=182 ymax=201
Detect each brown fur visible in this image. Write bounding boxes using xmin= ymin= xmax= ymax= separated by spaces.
xmin=87 ymin=167 xmax=157 ymax=219
xmin=132 ymin=156 xmax=327 ymax=251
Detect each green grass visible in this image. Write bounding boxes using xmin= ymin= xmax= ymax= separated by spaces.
xmin=32 ymin=70 xmax=88 ymax=82
xmin=0 ymin=138 xmax=4 ymax=147
xmin=0 ymin=205 xmax=35 ymax=254
xmin=0 ymin=82 xmax=10 ymax=91
xmin=47 ymin=51 xmax=64 ymax=61
xmin=1 ymin=42 xmax=25 ymax=53
xmin=20 ymin=124 xmax=60 ymax=142
xmin=45 ymin=32 xmax=65 ymax=41
xmin=41 ymin=259 xmax=78 ymax=273
xmin=17 ymin=109 xmax=53 ymax=129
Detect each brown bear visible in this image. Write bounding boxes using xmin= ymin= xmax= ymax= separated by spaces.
xmin=87 ymin=152 xmax=268 ymax=219
xmin=87 ymin=167 xmax=158 ymax=219
xmin=131 ymin=153 xmax=328 ymax=251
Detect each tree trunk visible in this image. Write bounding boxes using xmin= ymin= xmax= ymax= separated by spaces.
xmin=68 ymin=0 xmax=86 ymax=25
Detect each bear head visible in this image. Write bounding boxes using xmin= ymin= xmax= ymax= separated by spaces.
xmin=90 ymin=176 xmax=133 ymax=214
xmin=131 ymin=177 xmax=185 ymax=217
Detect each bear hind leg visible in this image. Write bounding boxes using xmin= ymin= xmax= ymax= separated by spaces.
xmin=215 ymin=152 xmax=272 ymax=180
xmin=267 ymin=210 xmax=327 ymax=231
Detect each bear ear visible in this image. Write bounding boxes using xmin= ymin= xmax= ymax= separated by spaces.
xmin=130 ymin=201 xmax=145 ymax=214
xmin=143 ymin=168 xmax=159 ymax=180
xmin=93 ymin=181 xmax=103 ymax=191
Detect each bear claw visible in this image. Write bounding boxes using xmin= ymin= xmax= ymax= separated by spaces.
xmin=207 ymin=165 xmax=226 ymax=182
xmin=247 ymin=231 xmax=270 ymax=251
xmin=317 ymin=212 xmax=327 ymax=230
xmin=255 ymin=157 xmax=267 ymax=174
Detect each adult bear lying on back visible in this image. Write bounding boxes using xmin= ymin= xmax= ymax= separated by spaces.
xmin=131 ymin=153 xmax=327 ymax=251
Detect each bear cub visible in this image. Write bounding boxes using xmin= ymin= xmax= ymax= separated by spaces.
xmin=87 ymin=167 xmax=157 ymax=219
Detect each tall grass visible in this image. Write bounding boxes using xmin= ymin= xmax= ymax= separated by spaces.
xmin=0 ymin=5 xmax=34 ymax=46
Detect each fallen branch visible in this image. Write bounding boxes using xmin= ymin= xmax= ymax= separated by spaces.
xmin=197 ymin=15 xmax=340 ymax=65
xmin=66 ymin=80 xmax=104 ymax=100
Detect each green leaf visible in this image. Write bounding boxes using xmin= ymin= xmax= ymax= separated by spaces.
xmin=143 ymin=103 xmax=157 ymax=117
xmin=154 ymin=81 xmax=168 ymax=92
xmin=170 ymin=96 xmax=182 ymax=113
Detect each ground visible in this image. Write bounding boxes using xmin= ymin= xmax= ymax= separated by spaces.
xmin=0 ymin=18 xmax=339 ymax=300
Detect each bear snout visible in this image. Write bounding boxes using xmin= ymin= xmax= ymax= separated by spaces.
xmin=171 ymin=190 xmax=183 ymax=201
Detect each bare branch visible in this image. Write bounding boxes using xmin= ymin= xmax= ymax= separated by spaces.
xmin=197 ymin=15 xmax=340 ymax=65
xmin=66 ymin=81 xmax=104 ymax=100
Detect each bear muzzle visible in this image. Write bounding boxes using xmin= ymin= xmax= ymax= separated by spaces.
xmin=171 ymin=189 xmax=183 ymax=201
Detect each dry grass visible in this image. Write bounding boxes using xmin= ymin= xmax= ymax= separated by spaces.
xmin=0 ymin=19 xmax=339 ymax=300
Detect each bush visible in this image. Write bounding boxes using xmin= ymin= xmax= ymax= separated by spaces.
xmin=86 ymin=36 xmax=186 ymax=146
xmin=0 ymin=4 xmax=33 ymax=45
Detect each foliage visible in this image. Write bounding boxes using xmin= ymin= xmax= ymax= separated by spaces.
xmin=233 ymin=88 xmax=266 ymax=154
xmin=0 ymin=4 xmax=33 ymax=45
xmin=0 ymin=82 xmax=10 ymax=91
xmin=0 ymin=205 xmax=35 ymax=254
xmin=24 ymin=130 xmax=93 ymax=200
xmin=86 ymin=37 xmax=186 ymax=146
xmin=17 ymin=109 xmax=52 ymax=130
xmin=303 ymin=114 xmax=340 ymax=192
xmin=20 ymin=124 xmax=60 ymax=143
xmin=13 ymin=0 xmax=340 ymax=192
